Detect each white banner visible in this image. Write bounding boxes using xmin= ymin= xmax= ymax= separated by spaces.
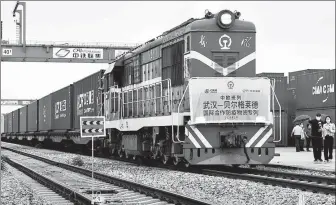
xmin=189 ymin=77 xmax=272 ymax=124
xmin=52 ymin=48 xmax=103 ymax=59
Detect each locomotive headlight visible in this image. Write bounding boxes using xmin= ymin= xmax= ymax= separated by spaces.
xmin=220 ymin=13 xmax=232 ymax=25
xmin=217 ymin=10 xmax=235 ymax=29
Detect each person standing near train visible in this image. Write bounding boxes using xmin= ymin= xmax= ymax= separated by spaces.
xmin=322 ymin=116 xmax=335 ymax=162
xmin=304 ymin=124 xmax=312 ymax=152
xmin=308 ymin=113 xmax=324 ymax=162
xmin=291 ymin=122 xmax=304 ymax=152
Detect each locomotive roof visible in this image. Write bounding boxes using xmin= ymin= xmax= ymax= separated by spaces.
xmin=116 ymin=11 xmax=255 ymax=63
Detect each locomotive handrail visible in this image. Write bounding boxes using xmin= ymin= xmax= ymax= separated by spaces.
xmin=270 ymin=80 xmax=282 ymax=143
xmin=174 ymin=81 xmax=190 ymax=144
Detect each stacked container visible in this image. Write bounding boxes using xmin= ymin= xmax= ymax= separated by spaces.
xmin=12 ymin=109 xmax=20 ymax=133
xmin=295 ymin=69 xmax=336 ymax=146
xmin=73 ymin=70 xmax=104 ymax=130
xmin=52 ymin=85 xmax=74 ymax=131
xmin=27 ymin=100 xmax=39 ymax=132
xmin=38 ymin=94 xmax=52 ymax=131
xmin=19 ymin=106 xmax=28 ymax=133
xmin=256 ymin=72 xmax=288 ymax=146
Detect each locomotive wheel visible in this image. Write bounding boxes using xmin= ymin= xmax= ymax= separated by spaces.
xmin=173 ymin=157 xmax=180 ymax=166
xmin=125 ymin=152 xmax=130 ymax=159
xmin=184 ymin=161 xmax=191 ymax=168
xmin=161 ymin=155 xmax=170 ymax=165
xmin=118 ymin=149 xmax=124 ymax=158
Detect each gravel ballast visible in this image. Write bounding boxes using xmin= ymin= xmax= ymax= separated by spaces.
xmin=3 ymin=142 xmax=336 ymax=205
xmin=1 ymin=159 xmax=51 ymax=205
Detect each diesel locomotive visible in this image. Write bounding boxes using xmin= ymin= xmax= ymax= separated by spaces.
xmin=2 ymin=9 xmax=281 ymax=167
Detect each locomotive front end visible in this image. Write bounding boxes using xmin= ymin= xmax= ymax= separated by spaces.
xmin=181 ymin=10 xmax=276 ymax=165
xmin=183 ymin=77 xmax=275 ymax=165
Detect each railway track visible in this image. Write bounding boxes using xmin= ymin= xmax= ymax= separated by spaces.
xmin=2 ymin=146 xmax=211 ymax=205
xmin=202 ymin=168 xmax=336 ymax=195
xmin=3 ymin=143 xmax=336 ymax=195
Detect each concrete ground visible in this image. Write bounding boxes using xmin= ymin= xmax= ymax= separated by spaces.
xmin=270 ymin=147 xmax=336 ymax=172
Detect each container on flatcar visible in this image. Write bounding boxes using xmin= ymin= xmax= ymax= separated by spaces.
xmin=38 ymin=94 xmax=52 ymax=131
xmin=288 ymin=69 xmax=330 ymax=89
xmin=1 ymin=114 xmax=5 ymax=134
xmin=52 ymin=85 xmax=73 ymax=131
xmin=73 ymin=70 xmax=104 ymax=130
xmin=19 ymin=106 xmax=28 ymax=133
xmin=7 ymin=112 xmax=13 ymax=133
xmin=12 ymin=109 xmax=20 ymax=133
xmin=273 ymin=111 xmax=288 ymax=147
xmin=27 ymin=100 xmax=39 ymax=132
xmin=296 ymin=69 xmax=335 ymax=110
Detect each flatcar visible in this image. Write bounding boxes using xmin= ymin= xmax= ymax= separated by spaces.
xmin=2 ymin=9 xmax=281 ymax=167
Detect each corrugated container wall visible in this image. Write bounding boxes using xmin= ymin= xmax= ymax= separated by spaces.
xmin=296 ymin=69 xmax=335 ymax=110
xmin=73 ymin=70 xmax=104 ymax=129
xmin=28 ymin=101 xmax=39 ymax=132
xmin=1 ymin=114 xmax=4 ymax=134
xmin=52 ymin=85 xmax=74 ymax=131
xmin=8 ymin=112 xmax=13 ymax=133
xmin=12 ymin=109 xmax=20 ymax=133
xmin=288 ymin=69 xmax=330 ymax=89
xmin=19 ymin=106 xmax=28 ymax=133
xmin=273 ymin=111 xmax=288 ymax=147
xmin=38 ymin=95 xmax=52 ymax=131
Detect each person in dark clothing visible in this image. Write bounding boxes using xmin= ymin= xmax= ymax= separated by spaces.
xmin=304 ymin=124 xmax=312 ymax=151
xmin=322 ymin=116 xmax=335 ymax=162
xmin=308 ymin=113 xmax=324 ymax=162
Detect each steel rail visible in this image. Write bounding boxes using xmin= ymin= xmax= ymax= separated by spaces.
xmin=2 ymin=146 xmax=211 ymax=205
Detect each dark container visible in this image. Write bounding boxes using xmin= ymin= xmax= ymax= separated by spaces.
xmin=256 ymin=72 xmax=284 ymax=78
xmin=7 ymin=112 xmax=13 ymax=133
xmin=2 ymin=114 xmax=6 ymax=134
xmin=73 ymin=70 xmax=104 ymax=130
xmin=288 ymin=69 xmax=330 ymax=89
xmin=12 ymin=109 xmax=20 ymax=133
xmin=273 ymin=111 xmax=288 ymax=147
xmin=27 ymin=100 xmax=39 ymax=132
xmin=52 ymin=85 xmax=74 ymax=131
xmin=38 ymin=94 xmax=52 ymax=131
xmin=296 ymin=69 xmax=335 ymax=110
xmin=19 ymin=106 xmax=28 ymax=133
xmin=295 ymin=107 xmax=336 ymax=147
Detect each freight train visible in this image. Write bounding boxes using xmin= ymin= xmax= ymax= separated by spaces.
xmin=2 ymin=10 xmax=281 ymax=167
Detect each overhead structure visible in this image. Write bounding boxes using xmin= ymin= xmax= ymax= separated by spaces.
xmin=0 ymin=1 xmax=139 ymax=64
xmin=1 ymin=99 xmax=35 ymax=106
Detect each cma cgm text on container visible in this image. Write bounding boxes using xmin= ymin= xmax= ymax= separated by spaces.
xmin=296 ymin=69 xmax=335 ymax=110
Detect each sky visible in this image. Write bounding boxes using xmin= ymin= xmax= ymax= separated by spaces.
xmin=1 ymin=1 xmax=335 ymax=114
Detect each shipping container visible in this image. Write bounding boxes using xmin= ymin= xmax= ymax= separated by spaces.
xmin=7 ymin=112 xmax=13 ymax=133
xmin=295 ymin=107 xmax=336 ymax=147
xmin=27 ymin=100 xmax=39 ymax=132
xmin=288 ymin=69 xmax=330 ymax=89
xmin=38 ymin=94 xmax=52 ymax=131
xmin=12 ymin=109 xmax=20 ymax=133
xmin=52 ymin=85 xmax=74 ymax=131
xmin=73 ymin=70 xmax=104 ymax=130
xmin=19 ymin=106 xmax=28 ymax=133
xmin=1 ymin=114 xmax=4 ymax=134
xmin=296 ymin=69 xmax=335 ymax=110
xmin=273 ymin=111 xmax=288 ymax=147
xmin=256 ymin=72 xmax=284 ymax=78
